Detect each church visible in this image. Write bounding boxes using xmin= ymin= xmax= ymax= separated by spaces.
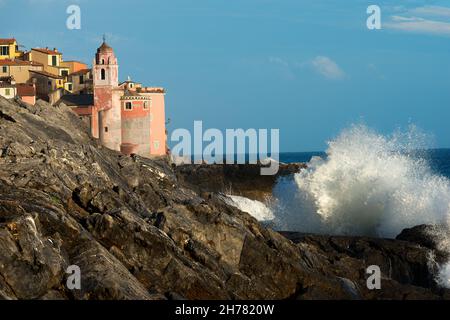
xmin=66 ymin=40 xmax=167 ymax=157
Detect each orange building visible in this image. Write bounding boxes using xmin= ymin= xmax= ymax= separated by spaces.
xmin=16 ymin=83 xmax=36 ymax=105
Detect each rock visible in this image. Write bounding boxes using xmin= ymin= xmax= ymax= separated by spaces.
xmin=396 ymin=224 xmax=447 ymax=251
xmin=175 ymin=162 xmax=306 ymax=202
xmin=279 ymin=232 xmax=447 ymax=299
xmin=0 ymin=95 xmax=449 ymax=300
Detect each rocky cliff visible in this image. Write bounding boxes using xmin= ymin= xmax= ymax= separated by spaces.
xmin=175 ymin=162 xmax=304 ymax=202
xmin=0 ymin=96 xmax=448 ymax=300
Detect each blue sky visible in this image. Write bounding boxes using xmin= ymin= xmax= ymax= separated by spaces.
xmin=1 ymin=0 xmax=450 ymax=151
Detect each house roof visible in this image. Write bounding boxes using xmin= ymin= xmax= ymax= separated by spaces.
xmin=57 ymin=94 xmax=94 ymax=107
xmin=69 ymin=69 xmax=91 ymax=76
xmin=31 ymin=48 xmax=62 ymax=55
xmin=16 ymin=83 xmax=36 ymax=97
xmin=139 ymin=87 xmax=165 ymax=94
xmin=30 ymin=70 xmax=63 ymax=79
xmin=0 ymin=38 xmax=16 ymax=45
xmin=0 ymin=59 xmax=43 ymax=66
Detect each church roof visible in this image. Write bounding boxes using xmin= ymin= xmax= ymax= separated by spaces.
xmin=97 ymin=41 xmax=113 ymax=53
xmin=121 ymin=89 xmax=151 ymax=100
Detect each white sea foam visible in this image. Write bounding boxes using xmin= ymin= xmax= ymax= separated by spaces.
xmin=225 ymin=195 xmax=275 ymax=221
xmin=271 ymin=124 xmax=450 ymax=287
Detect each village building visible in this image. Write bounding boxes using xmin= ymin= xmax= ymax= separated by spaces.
xmin=29 ymin=69 xmax=65 ymax=101
xmin=25 ymin=48 xmax=70 ymax=77
xmin=0 ymin=38 xmax=23 ymax=60
xmin=61 ymin=60 xmax=89 ymax=74
xmin=0 ymin=76 xmax=17 ymax=99
xmin=0 ymin=76 xmax=37 ymax=104
xmin=16 ymin=83 xmax=37 ymax=105
xmin=60 ymin=40 xmax=167 ymax=157
xmin=67 ymin=68 xmax=93 ymax=94
xmin=0 ymin=59 xmax=43 ymax=83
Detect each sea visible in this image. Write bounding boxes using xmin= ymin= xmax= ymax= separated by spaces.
xmin=222 ymin=125 xmax=450 ymax=286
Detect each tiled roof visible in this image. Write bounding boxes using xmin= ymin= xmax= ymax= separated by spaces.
xmin=30 ymin=70 xmax=63 ymax=79
xmin=0 ymin=59 xmax=43 ymax=66
xmin=139 ymin=87 xmax=165 ymax=94
xmin=32 ymin=48 xmax=62 ymax=55
xmin=0 ymin=38 xmax=16 ymax=45
xmin=69 ymin=69 xmax=91 ymax=76
xmin=16 ymin=83 xmax=36 ymax=97
xmin=57 ymin=94 xmax=94 ymax=106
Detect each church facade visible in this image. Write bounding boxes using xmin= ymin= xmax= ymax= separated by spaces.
xmin=88 ymin=41 xmax=167 ymax=157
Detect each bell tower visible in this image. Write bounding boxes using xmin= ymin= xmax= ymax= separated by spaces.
xmin=93 ymin=36 xmax=118 ymax=90
xmin=92 ymin=37 xmax=121 ymax=151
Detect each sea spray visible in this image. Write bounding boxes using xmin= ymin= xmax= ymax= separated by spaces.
xmin=271 ymin=124 xmax=450 ymax=287
xmin=224 ymin=195 xmax=275 ymax=221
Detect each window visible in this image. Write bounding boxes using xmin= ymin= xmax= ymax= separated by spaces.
xmin=61 ymin=70 xmax=68 ymax=77
xmin=68 ymin=84 xmax=73 ymax=91
xmin=101 ymin=69 xmax=106 ymax=80
xmin=143 ymin=101 xmax=149 ymax=110
xmin=125 ymin=102 xmax=132 ymax=110
xmin=104 ymin=127 xmax=108 ymax=133
xmin=5 ymin=88 xmax=11 ymax=96
xmin=0 ymin=46 xmax=10 ymax=56
xmin=79 ymin=75 xmax=84 ymax=84
xmin=154 ymin=140 xmax=160 ymax=150
xmin=52 ymin=55 xmax=57 ymax=66
xmin=2 ymin=66 xmax=7 ymax=73
xmin=101 ymin=59 xmax=105 ymax=65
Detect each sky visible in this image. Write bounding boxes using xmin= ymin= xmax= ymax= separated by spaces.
xmin=1 ymin=0 xmax=450 ymax=152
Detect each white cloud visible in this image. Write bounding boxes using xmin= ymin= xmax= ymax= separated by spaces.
xmin=386 ymin=16 xmax=450 ymax=36
xmin=311 ymin=56 xmax=345 ymax=80
xmin=268 ymin=56 xmax=289 ymax=67
xmin=410 ymin=6 xmax=450 ymax=18
xmin=385 ymin=5 xmax=450 ymax=36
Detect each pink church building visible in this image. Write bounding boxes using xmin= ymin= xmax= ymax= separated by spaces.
xmin=68 ymin=40 xmax=167 ymax=157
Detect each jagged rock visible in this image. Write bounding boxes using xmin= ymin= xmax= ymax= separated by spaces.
xmin=175 ymin=163 xmax=305 ymax=202
xmin=280 ymin=232 xmax=447 ymax=299
xmin=0 ymin=95 xmax=449 ymax=300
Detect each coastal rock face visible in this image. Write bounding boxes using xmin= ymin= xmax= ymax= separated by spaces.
xmin=280 ymin=232 xmax=447 ymax=299
xmin=0 ymin=96 xmax=448 ymax=300
xmin=175 ymin=163 xmax=304 ymax=202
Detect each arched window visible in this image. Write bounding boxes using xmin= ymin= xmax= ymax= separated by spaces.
xmin=101 ymin=69 xmax=106 ymax=80
xmin=101 ymin=59 xmax=105 ymax=64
